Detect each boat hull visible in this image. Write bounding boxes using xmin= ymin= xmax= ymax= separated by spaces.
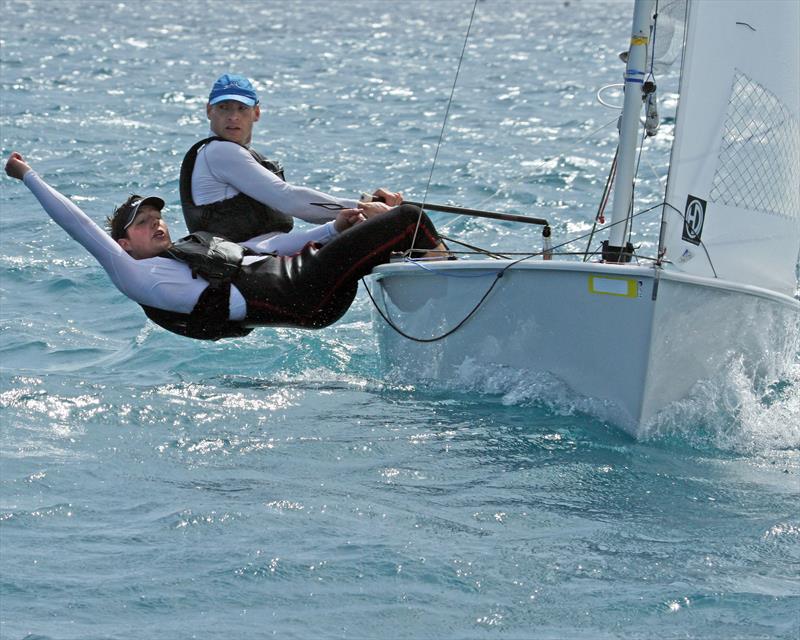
xmin=368 ymin=260 xmax=799 ymax=437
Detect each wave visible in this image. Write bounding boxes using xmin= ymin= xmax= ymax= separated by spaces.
xmin=392 ymin=355 xmax=800 ymax=454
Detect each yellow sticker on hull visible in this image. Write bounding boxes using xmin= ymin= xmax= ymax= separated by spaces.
xmin=588 ymin=276 xmax=639 ymax=298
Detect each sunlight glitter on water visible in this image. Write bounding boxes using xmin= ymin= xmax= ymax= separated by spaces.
xmin=1 ymin=1 xmax=798 ymax=638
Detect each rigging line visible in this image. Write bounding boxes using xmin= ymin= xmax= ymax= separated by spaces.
xmin=662 ymin=201 xmax=719 ymax=278
xmin=369 ymin=207 xmax=631 ymax=343
xmin=649 ymin=0 xmax=659 ymax=78
xmin=643 ymin=156 xmax=666 ymax=185
xmin=409 ymin=0 xmax=480 ymax=252
xmin=584 ymin=145 xmax=618 ymax=261
xmin=430 ymin=4 xmax=662 ymax=248
xmin=621 ymin=0 xmax=660 ymax=249
xmin=365 ymin=201 xmax=669 ymax=344
xmin=372 ymin=231 xmax=542 ymax=343
xmin=627 ymin=126 xmax=650 ymax=246
xmin=465 ymin=115 xmax=621 ymax=219
xmin=432 ymin=113 xmax=621 ymax=239
xmin=628 ymin=0 xmax=662 ymax=248
xmin=557 ymin=200 xmax=667 ymax=263
xmin=451 ymin=201 xmax=669 ymax=265
xmin=411 ymin=249 xmax=659 ymax=260
xmin=362 ymin=272 xmax=503 ymax=343
xmin=439 ymin=234 xmax=511 ymax=259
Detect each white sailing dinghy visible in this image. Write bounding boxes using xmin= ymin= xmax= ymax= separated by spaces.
xmin=367 ymin=0 xmax=800 ymax=437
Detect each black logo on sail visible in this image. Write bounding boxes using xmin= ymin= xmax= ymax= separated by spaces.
xmin=682 ymin=195 xmax=706 ymax=245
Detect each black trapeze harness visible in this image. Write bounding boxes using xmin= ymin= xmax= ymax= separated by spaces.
xmin=139 ymin=232 xmax=357 ymax=341
xmin=179 ymin=136 xmax=294 ymax=243
xmin=139 ymin=232 xmax=253 ymax=340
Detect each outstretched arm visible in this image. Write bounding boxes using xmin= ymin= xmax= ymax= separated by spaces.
xmin=7 ymin=152 xmax=136 ymax=269
xmin=4 ymin=152 xmax=228 ymax=317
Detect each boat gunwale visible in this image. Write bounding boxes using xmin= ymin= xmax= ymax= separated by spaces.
xmin=370 ymin=259 xmax=800 ymax=308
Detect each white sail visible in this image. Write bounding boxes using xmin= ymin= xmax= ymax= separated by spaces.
xmin=662 ymin=0 xmax=800 ymax=296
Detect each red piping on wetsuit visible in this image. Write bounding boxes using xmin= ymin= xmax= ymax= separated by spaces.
xmin=245 ymin=220 xmax=437 ymax=322
xmin=313 ymin=220 xmax=438 ymax=312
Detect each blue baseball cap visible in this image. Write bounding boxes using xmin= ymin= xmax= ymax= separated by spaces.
xmin=208 ymin=73 xmax=259 ymax=107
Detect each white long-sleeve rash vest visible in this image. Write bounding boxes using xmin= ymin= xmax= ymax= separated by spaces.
xmin=191 ymin=139 xmax=360 ymax=255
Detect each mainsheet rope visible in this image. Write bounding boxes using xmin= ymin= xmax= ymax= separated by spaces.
xmin=364 ymin=200 xmax=710 ymax=343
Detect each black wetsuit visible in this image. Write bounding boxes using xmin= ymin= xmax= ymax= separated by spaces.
xmin=143 ymin=204 xmax=440 ymax=339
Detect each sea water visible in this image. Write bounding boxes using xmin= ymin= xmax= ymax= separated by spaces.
xmin=1 ymin=1 xmax=798 ymax=639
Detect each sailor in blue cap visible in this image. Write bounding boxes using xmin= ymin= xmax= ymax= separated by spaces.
xmin=180 ymin=73 xmax=408 ymax=257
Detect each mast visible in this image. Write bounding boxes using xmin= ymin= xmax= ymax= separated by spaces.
xmin=605 ymin=0 xmax=655 ymax=262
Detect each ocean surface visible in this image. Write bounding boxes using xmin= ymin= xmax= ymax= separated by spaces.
xmin=1 ymin=1 xmax=799 ymax=639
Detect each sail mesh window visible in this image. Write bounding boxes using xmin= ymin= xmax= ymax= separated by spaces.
xmin=709 ymin=71 xmax=799 ymax=219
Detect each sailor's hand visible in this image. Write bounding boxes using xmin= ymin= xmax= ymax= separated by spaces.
xmin=334 ymin=208 xmax=367 ymax=232
xmin=5 ymin=152 xmax=32 ymax=180
xmin=371 ymin=188 xmax=403 ymax=207
xmin=357 ymin=201 xmax=392 ymax=218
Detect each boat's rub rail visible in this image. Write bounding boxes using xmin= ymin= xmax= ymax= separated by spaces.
xmin=370 ymin=260 xmax=800 ymax=307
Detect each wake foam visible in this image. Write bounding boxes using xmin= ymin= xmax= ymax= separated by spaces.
xmin=386 ymin=357 xmax=630 ymax=426
xmin=386 ymin=356 xmax=800 ymax=452
xmin=645 ymin=357 xmax=800 ymax=453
